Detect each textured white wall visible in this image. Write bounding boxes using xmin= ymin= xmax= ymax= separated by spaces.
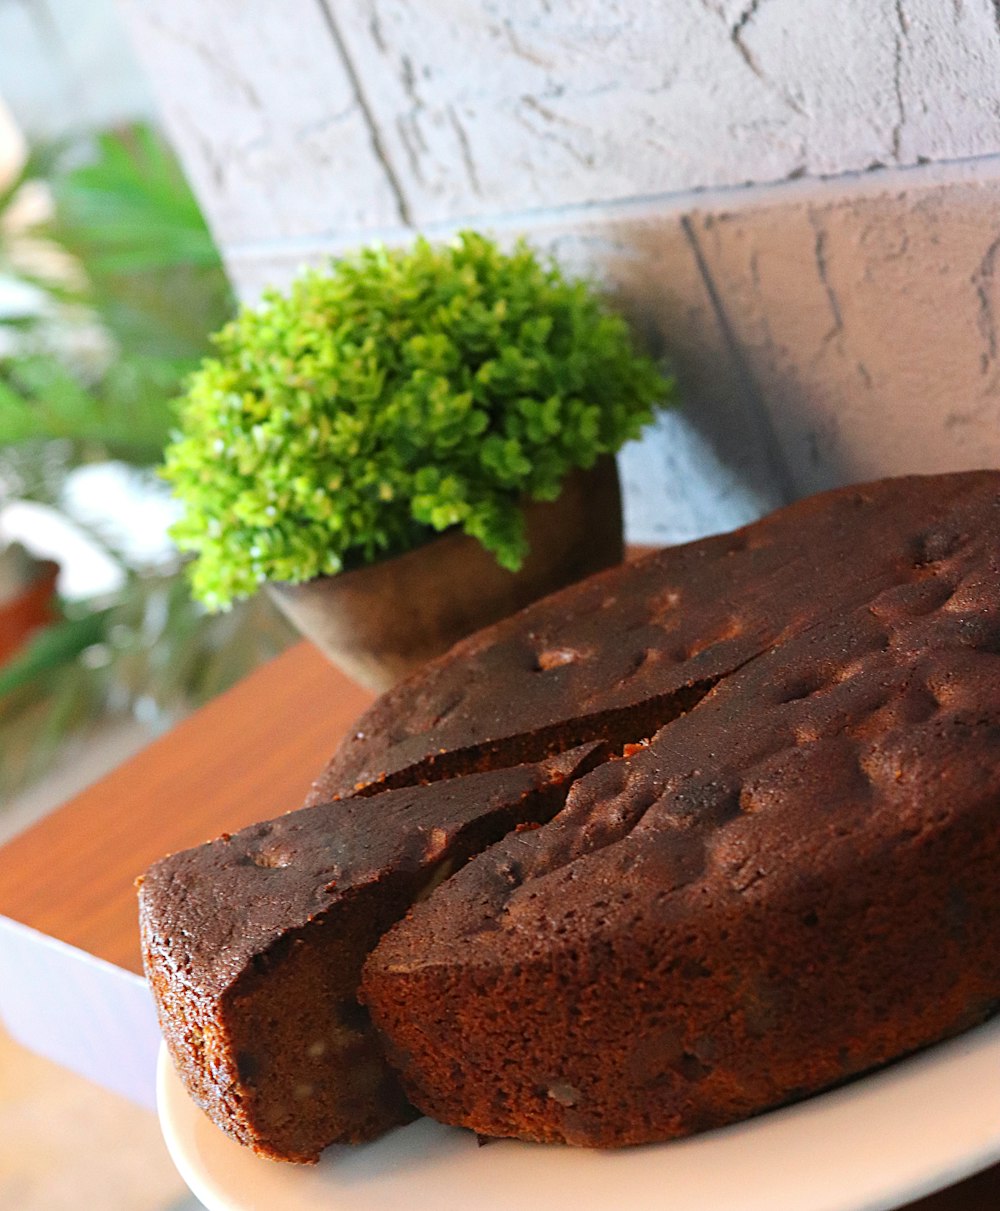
xmin=689 ymin=165 xmax=1000 ymax=497
xmin=120 ymin=0 xmax=1000 ymax=241
xmin=116 ymin=0 xmax=1000 ymax=543
xmin=331 ymin=0 xmax=1000 ymax=220
xmin=0 ymin=0 xmax=154 ymax=141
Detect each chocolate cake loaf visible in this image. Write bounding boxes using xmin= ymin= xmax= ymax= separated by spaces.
xmin=142 ymin=470 xmax=1000 ymax=1161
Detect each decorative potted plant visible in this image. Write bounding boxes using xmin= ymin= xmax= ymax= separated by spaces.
xmin=163 ymin=232 xmax=672 ymax=689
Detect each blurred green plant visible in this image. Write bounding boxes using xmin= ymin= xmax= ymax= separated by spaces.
xmin=1 ymin=124 xmax=231 ymax=460
xmin=0 ymin=123 xmax=295 ymax=802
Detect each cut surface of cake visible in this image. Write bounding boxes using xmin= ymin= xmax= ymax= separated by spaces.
xmin=140 ymin=470 xmax=1000 ymax=1160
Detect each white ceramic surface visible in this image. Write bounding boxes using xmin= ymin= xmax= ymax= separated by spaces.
xmin=158 ymin=1017 xmax=1000 ymax=1211
xmin=0 ymin=917 xmax=161 ymax=1110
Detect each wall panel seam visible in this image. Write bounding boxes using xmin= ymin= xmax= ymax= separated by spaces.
xmin=218 ymin=148 xmax=1000 ymax=265
xmin=679 ymin=213 xmax=796 ymax=507
xmin=313 ymin=0 xmax=413 ymax=229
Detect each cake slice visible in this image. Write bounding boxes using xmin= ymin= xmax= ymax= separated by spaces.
xmin=139 ymin=742 xmax=605 ymax=1162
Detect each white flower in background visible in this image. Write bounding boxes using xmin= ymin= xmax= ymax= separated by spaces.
xmin=0 ymin=462 xmax=180 ymax=601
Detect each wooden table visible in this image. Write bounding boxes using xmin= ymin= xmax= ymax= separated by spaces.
xmin=0 ymin=641 xmax=995 ymax=1209
xmin=0 ymin=642 xmax=371 ymax=1109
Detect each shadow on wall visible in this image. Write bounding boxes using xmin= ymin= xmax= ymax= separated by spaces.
xmin=576 ymin=214 xmax=792 ymax=547
xmin=684 ymin=184 xmax=1000 ymax=498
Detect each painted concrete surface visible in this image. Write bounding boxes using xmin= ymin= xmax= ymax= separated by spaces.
xmin=331 ymin=0 xmax=1000 ymax=223
xmin=213 ymin=164 xmax=1000 ymax=544
xmin=122 ymin=0 xmax=1000 ymax=233
xmin=117 ymin=0 xmax=401 ymax=244
xmin=115 ymin=0 xmax=1000 ymax=544
xmin=0 ymin=0 xmax=154 ymax=141
xmin=688 ymin=173 xmax=1000 ymax=496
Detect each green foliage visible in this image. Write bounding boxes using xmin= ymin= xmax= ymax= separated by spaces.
xmin=164 ymin=232 xmax=673 ymax=609
xmin=0 ymin=124 xmax=295 ymax=802
xmin=0 ymin=123 xmax=234 ymax=471
xmin=44 ymin=124 xmax=233 ymax=362
xmin=0 ymin=355 xmax=181 ymax=464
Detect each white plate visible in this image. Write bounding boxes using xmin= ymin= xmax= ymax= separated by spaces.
xmin=158 ymin=1019 xmax=1000 ymax=1211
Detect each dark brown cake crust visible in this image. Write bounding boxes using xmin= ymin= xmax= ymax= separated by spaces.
xmin=139 ymin=743 xmax=605 ymax=1161
xmin=309 ymin=472 xmax=999 ymax=805
xmin=143 ymin=470 xmax=1000 ymax=1159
